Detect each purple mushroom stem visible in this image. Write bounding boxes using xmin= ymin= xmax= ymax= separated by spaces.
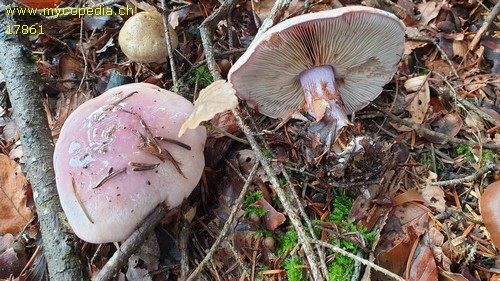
xmin=300 ymin=65 xmax=351 ymax=137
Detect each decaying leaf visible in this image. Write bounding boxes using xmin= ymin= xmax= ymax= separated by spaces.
xmin=393 ymin=75 xmax=431 ymax=132
xmin=0 ymin=154 xmax=33 ymax=234
xmin=417 ymin=1 xmax=442 ymax=26
xmin=258 ymin=197 xmax=286 ymax=231
xmin=178 ymin=80 xmax=237 ymax=137
xmin=409 ymin=237 xmax=438 ymax=281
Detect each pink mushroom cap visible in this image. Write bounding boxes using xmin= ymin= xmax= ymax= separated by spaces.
xmin=54 ymin=83 xmax=206 ymax=243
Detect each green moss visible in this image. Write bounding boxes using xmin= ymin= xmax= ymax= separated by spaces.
xmin=482 ymin=149 xmax=499 ymax=165
xmin=191 ymin=65 xmax=213 ymax=88
xmin=284 ymin=256 xmax=305 ymax=281
xmin=277 ymin=229 xmax=298 ymax=256
xmin=325 ymin=192 xmax=378 ymax=280
xmin=244 ymin=191 xmax=268 ymax=217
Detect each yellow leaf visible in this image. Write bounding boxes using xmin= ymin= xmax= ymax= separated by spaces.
xmin=178 ymin=80 xmax=237 ymax=137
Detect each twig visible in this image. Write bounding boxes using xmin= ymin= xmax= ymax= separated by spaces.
xmin=161 ymin=0 xmax=179 ymax=92
xmin=434 ymin=207 xmax=484 ymax=224
xmin=77 ymin=18 xmax=88 ymax=93
xmin=255 ymin=0 xmax=292 ymax=40
xmin=199 ymin=0 xmax=240 ymax=81
xmin=470 ymin=0 xmax=500 ymax=50
xmin=94 ymin=204 xmax=168 ymax=281
xmin=313 ymin=240 xmax=406 ymax=281
xmin=432 ymin=71 xmax=500 ymax=127
xmin=228 ymin=242 xmax=251 ymax=278
xmin=431 ymin=162 xmax=499 ymax=186
xmin=370 ymin=103 xmax=500 ymax=149
xmin=179 ymin=200 xmax=191 ymax=281
xmin=231 ymin=107 xmax=324 ymax=280
xmin=186 ymin=162 xmax=260 ymax=281
xmin=407 ymin=36 xmax=459 ymax=78
xmin=204 ymin=122 xmax=249 ymax=145
xmin=281 ymin=168 xmax=331 ymax=281
xmin=0 ymin=3 xmax=84 ymax=279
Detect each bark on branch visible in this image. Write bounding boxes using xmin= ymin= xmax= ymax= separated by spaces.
xmin=0 ymin=2 xmax=84 ymax=280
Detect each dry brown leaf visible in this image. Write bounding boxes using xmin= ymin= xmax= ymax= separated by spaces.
xmin=421 ymin=172 xmax=446 ymax=213
xmin=178 ymin=80 xmax=237 ymax=137
xmin=409 ymin=238 xmax=438 ymax=281
xmin=393 ymin=76 xmax=431 ymax=131
xmin=258 ymin=197 xmax=286 ymax=231
xmin=417 ymin=1 xmax=442 ymax=26
xmin=0 ymin=154 xmax=33 ymax=234
xmin=438 ymin=270 xmax=469 ymax=281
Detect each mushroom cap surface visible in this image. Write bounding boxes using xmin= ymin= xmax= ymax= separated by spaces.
xmin=54 ymin=83 xmax=206 ymax=243
xmin=118 ymin=11 xmax=178 ymax=63
xmin=480 ymin=180 xmax=500 ymax=247
xmin=228 ymin=6 xmax=406 ymax=118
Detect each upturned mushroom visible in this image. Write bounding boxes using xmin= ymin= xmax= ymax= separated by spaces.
xmin=228 ymin=6 xmax=405 ymax=142
xmin=480 ymin=180 xmax=500 ymax=247
xmin=118 ymin=11 xmax=178 ymax=63
xmin=53 ymin=83 xmax=206 ymax=243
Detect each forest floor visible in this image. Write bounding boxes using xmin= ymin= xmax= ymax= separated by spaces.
xmin=0 ymin=0 xmax=499 ymax=280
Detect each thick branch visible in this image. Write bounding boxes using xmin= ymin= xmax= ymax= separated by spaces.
xmin=0 ymin=2 xmax=84 ymax=280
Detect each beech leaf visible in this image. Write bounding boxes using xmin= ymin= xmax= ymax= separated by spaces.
xmin=179 ymin=80 xmax=237 ymax=137
xmin=0 ymin=154 xmax=33 ymax=234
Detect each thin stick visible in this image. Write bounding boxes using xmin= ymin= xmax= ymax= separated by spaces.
xmin=469 ymin=0 xmax=500 ymax=50
xmin=204 ymin=122 xmax=249 ymax=145
xmin=255 ymin=0 xmax=292 ymax=40
xmin=432 ymin=71 xmax=499 ymax=127
xmin=94 ymin=204 xmax=168 ymax=281
xmin=407 ymin=36 xmax=459 ymax=78
xmin=94 ymin=167 xmax=127 ymax=189
xmin=72 ymin=176 xmax=94 ymax=223
xmin=281 ymin=168 xmax=331 ymax=281
xmin=186 ymin=162 xmax=260 ymax=281
xmin=370 ymin=103 xmax=500 ymax=150
xmin=231 ymin=107 xmax=323 ymax=280
xmin=199 ymin=0 xmax=240 ymax=81
xmin=314 ymin=240 xmax=406 ymax=281
xmin=431 ymin=163 xmax=499 ymax=186
xmin=161 ymin=0 xmax=179 ymax=92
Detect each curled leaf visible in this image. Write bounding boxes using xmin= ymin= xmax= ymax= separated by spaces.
xmin=179 ymin=80 xmax=237 ymax=137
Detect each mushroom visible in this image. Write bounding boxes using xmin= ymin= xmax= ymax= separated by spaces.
xmin=53 ymin=83 xmax=206 ymax=243
xmin=228 ymin=6 xmax=405 ymax=141
xmin=118 ymin=11 xmax=178 ymax=63
xmin=480 ymin=180 xmax=500 ymax=247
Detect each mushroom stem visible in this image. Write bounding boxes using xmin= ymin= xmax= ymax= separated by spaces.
xmin=299 ymin=65 xmax=351 ymax=136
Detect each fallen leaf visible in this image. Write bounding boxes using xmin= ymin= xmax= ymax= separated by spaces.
xmin=417 ymin=1 xmax=442 ymax=26
xmin=209 ymin=110 xmax=239 ymax=138
xmin=423 ymin=112 xmax=463 ymax=143
xmin=258 ymin=197 xmax=286 ymax=231
xmin=0 ymin=233 xmax=28 ymax=279
xmin=393 ymin=76 xmax=431 ymax=131
xmin=0 ymin=154 xmax=33 ymax=234
xmin=375 ymin=226 xmax=419 ymax=278
xmin=409 ymin=238 xmax=438 ymax=281
xmin=438 ymin=270 xmax=469 ymax=281
xmin=422 ymin=172 xmax=446 ymax=213
xmin=179 ymin=80 xmax=237 ymax=137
